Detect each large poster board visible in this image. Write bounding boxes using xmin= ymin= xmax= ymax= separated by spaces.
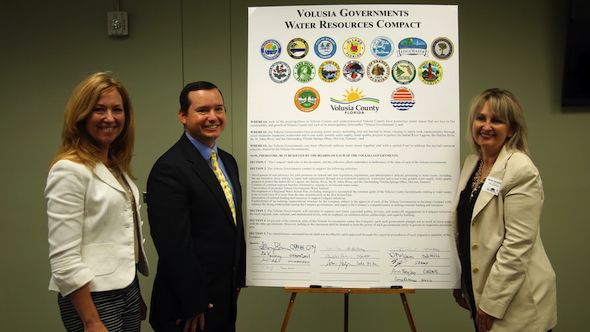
xmin=247 ymin=4 xmax=460 ymax=289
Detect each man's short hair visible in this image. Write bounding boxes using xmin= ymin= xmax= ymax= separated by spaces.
xmin=179 ymin=81 xmax=223 ymax=114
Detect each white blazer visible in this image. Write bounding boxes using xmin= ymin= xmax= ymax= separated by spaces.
xmin=451 ymin=146 xmax=557 ymax=331
xmin=45 ymin=159 xmax=149 ymax=296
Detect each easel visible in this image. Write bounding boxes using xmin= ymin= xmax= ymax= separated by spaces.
xmin=280 ymin=287 xmax=417 ymax=332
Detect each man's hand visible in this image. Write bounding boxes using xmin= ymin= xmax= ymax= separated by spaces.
xmin=175 ymin=303 xmax=214 ymax=332
xmin=476 ymin=307 xmax=495 ymax=332
xmin=140 ymin=295 xmax=147 ymax=321
xmin=452 ymin=289 xmax=469 ymax=311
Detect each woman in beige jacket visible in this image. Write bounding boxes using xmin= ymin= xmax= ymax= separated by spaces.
xmin=451 ymin=88 xmax=556 ymax=332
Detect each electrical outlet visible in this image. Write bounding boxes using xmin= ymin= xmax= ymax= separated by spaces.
xmin=107 ymin=11 xmax=128 ymax=36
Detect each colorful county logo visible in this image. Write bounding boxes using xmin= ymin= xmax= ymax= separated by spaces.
xmin=318 ymin=60 xmax=340 ymax=82
xmin=314 ymin=36 xmax=337 ymax=59
xmin=260 ymin=39 xmax=281 ymax=60
xmin=330 ymin=87 xmax=379 ymax=114
xmin=370 ymin=36 xmax=394 ymax=59
xmin=431 ymin=37 xmax=454 ymax=60
xmin=293 ymin=61 xmax=315 ymax=83
xmin=342 ymin=60 xmax=364 ymax=82
xmin=366 ymin=59 xmax=390 ymax=82
xmin=269 ymin=61 xmax=291 ymax=83
xmin=390 ymin=87 xmax=415 ymax=111
xmin=294 ymin=87 xmax=320 ymax=112
xmin=397 ymin=37 xmax=428 ymax=56
xmin=343 ymin=37 xmax=365 ymax=58
xmin=287 ymin=38 xmax=309 ymax=59
xmin=391 ymin=60 xmax=416 ymax=84
xmin=418 ymin=60 xmax=443 ymax=85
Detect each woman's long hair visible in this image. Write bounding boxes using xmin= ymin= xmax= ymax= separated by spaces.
xmin=50 ymin=72 xmax=135 ymax=176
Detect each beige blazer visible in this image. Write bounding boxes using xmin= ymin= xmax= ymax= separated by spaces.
xmin=46 ymin=159 xmax=149 ymax=296
xmin=451 ymin=146 xmax=556 ymax=331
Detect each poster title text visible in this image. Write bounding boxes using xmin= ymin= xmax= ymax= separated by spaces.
xmin=285 ymin=8 xmax=421 ymax=29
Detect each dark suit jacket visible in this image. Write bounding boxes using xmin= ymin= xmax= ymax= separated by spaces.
xmin=147 ymin=134 xmax=246 ymax=332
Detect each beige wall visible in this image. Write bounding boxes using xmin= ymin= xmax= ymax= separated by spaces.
xmin=0 ymin=0 xmax=586 ymax=331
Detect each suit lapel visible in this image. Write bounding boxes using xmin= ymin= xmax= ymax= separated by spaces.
xmin=94 ymin=162 xmax=125 ymax=193
xmin=472 ymin=146 xmax=512 ymax=221
xmin=179 ymin=135 xmax=237 ymax=227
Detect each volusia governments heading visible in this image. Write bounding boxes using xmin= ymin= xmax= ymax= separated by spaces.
xmin=285 ymin=8 xmax=422 ymax=29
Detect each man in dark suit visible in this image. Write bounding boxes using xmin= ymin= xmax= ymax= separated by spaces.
xmin=147 ymin=81 xmax=245 ymax=332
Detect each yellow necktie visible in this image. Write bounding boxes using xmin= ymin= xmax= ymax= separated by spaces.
xmin=211 ymin=151 xmax=236 ymax=224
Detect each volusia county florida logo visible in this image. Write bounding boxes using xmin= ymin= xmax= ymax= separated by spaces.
xmin=294 ymin=87 xmax=320 ymax=112
xmin=330 ymin=87 xmax=379 ymax=114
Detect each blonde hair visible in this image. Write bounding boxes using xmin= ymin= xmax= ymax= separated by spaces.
xmin=50 ymin=72 xmax=135 ymax=176
xmin=467 ymin=88 xmax=529 ymax=156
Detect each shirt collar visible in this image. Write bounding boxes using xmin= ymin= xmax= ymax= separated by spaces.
xmin=184 ymin=132 xmax=218 ymax=161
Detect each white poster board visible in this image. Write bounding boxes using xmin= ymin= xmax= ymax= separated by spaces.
xmin=247 ymin=4 xmax=460 ymax=289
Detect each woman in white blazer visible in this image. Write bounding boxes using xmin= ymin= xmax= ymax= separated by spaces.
xmin=451 ymin=89 xmax=556 ymax=332
xmin=45 ymin=72 xmax=149 ymax=332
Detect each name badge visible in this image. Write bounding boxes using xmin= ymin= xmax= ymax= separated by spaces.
xmin=482 ymin=176 xmax=502 ymax=196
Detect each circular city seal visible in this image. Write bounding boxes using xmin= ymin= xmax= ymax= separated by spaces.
xmin=397 ymin=37 xmax=428 ymax=56
xmin=314 ymin=36 xmax=337 ymax=59
xmin=391 ymin=60 xmax=416 ymax=85
xmin=431 ymin=37 xmax=454 ymax=60
xmin=418 ymin=60 xmax=443 ymax=85
xmin=366 ymin=59 xmax=390 ymax=82
xmin=294 ymin=87 xmax=320 ymax=112
xmin=287 ymin=38 xmax=309 ymax=59
xmin=342 ymin=60 xmax=365 ymax=82
xmin=370 ymin=36 xmax=394 ymax=59
xmin=260 ymin=39 xmax=281 ymax=60
xmin=390 ymin=87 xmax=415 ymax=111
xmin=293 ymin=61 xmax=315 ymax=83
xmin=269 ymin=61 xmax=291 ymax=83
xmin=342 ymin=37 xmax=365 ymax=58
xmin=318 ymin=60 xmax=340 ymax=83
